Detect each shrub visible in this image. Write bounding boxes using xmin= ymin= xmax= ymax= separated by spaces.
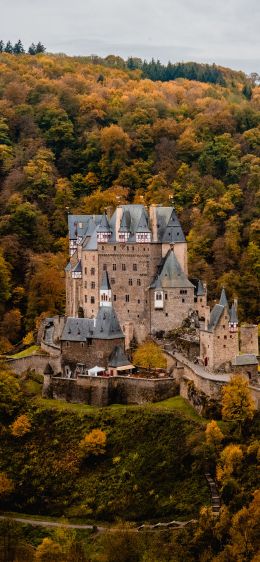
xmin=79 ymin=428 xmax=107 ymax=457
xmin=10 ymin=414 xmax=31 ymax=437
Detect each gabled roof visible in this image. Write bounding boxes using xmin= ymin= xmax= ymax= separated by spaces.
xmin=230 ymin=303 xmax=238 ymax=324
xmin=61 ymin=306 xmax=124 ymax=342
xmin=96 ymin=213 xmax=111 ymax=233
xmin=135 ymin=209 xmax=151 ymax=233
xmin=101 ymin=270 xmax=111 ymax=291
xmin=150 ymin=249 xmax=194 ymax=289
xmin=95 ymin=306 xmax=124 ymax=339
xmin=108 ymin=345 xmax=130 ymax=367
xmin=219 ymin=288 xmax=229 ymax=308
xmin=208 ymin=304 xmax=224 ymax=331
xmin=61 ymin=318 xmax=95 ymax=341
xmin=157 ymin=207 xmax=186 ymax=243
xmin=68 ymin=214 xmax=102 ymax=240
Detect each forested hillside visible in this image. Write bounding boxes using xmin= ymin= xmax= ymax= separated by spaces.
xmin=0 ymin=52 xmax=259 ymax=349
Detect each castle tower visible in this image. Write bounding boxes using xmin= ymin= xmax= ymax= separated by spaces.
xmin=100 ymin=271 xmax=112 ymax=307
xmin=229 ymin=300 xmax=238 ymax=333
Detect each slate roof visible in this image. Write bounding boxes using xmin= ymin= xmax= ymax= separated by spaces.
xmin=96 ymin=213 xmax=111 ymax=233
xmin=72 ymin=260 xmax=82 ymax=273
xmin=197 ymin=280 xmax=205 ymax=297
xmin=68 ymin=214 xmax=102 ymax=240
xmin=219 ymin=288 xmax=229 ymax=308
xmin=61 ymin=317 xmax=95 ymax=341
xmin=61 ymin=306 xmax=124 ymax=342
xmin=207 ymin=304 xmax=225 ymax=331
xmin=135 ymin=209 xmax=151 ymax=233
xmin=101 ymin=270 xmax=111 ymax=291
xmin=232 ymin=354 xmax=258 ymax=366
xmin=118 ymin=210 xmax=131 ymax=232
xmin=150 ymin=249 xmax=194 ymax=289
xmin=68 ymin=205 xmax=186 ymax=246
xmin=65 ymin=262 xmax=71 ymax=272
xmin=108 ymin=345 xmax=130 ymax=367
xmin=95 ymin=306 xmax=124 ymax=339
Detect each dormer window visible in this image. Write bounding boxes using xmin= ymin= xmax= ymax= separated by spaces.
xmin=136 ymin=232 xmax=151 ymax=243
xmin=97 ymin=232 xmax=111 ymax=243
xmin=119 ymin=232 xmax=130 ymax=242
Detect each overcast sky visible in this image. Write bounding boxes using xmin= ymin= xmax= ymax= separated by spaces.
xmin=1 ymin=0 xmax=260 ymax=73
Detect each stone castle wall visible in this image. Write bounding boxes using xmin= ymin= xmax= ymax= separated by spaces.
xmin=44 ymin=374 xmax=178 ymax=406
xmin=61 ymin=337 xmax=124 ymax=374
xmin=240 ymin=325 xmax=259 ymax=356
xmin=7 ymin=354 xmax=61 ymax=376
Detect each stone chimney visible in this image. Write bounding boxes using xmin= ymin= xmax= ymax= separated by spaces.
xmin=115 ymin=206 xmax=123 ymax=242
xmin=149 ymin=204 xmax=158 ymax=242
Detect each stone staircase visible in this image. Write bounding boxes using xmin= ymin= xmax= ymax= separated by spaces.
xmin=205 ymin=473 xmax=221 ymax=516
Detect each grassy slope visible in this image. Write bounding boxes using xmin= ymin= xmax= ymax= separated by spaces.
xmin=1 ymin=398 xmax=209 ymax=522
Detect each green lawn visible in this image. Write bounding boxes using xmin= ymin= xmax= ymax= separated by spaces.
xmin=150 ymin=396 xmax=206 ymax=422
xmin=8 ymin=345 xmax=41 ymax=359
xmin=34 ymin=395 xmax=203 ymax=421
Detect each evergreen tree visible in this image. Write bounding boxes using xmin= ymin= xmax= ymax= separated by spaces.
xmin=13 ymin=39 xmax=25 ymax=54
xmin=28 ymin=42 xmax=37 ymax=55
xmin=0 ymin=40 xmax=4 ymax=52
xmin=4 ymin=41 xmax=13 ymax=54
xmin=35 ymin=42 xmax=46 ymax=54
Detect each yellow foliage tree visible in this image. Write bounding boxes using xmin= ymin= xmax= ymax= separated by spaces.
xmin=216 ymin=444 xmax=243 ymax=483
xmin=133 ymin=341 xmax=167 ymax=372
xmin=22 ymin=331 xmax=34 ymax=347
xmin=221 ymin=375 xmax=255 ymax=430
xmin=0 ymin=472 xmax=14 ymax=497
xmin=35 ymin=537 xmax=63 ymax=562
xmin=10 ymin=414 xmax=31 ymax=437
xmin=205 ymin=420 xmax=224 ymax=449
xmin=79 ymin=428 xmax=107 ymax=457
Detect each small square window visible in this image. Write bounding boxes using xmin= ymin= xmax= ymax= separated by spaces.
xmin=182 ymin=298 xmax=185 ymax=303
xmin=137 ymin=279 xmax=141 ymax=286
xmin=113 ymin=264 xmax=117 ymax=271
xmin=114 ymin=295 xmax=117 ymax=301
xmin=122 ymin=264 xmax=126 ymax=271
xmin=165 ymin=293 xmax=168 ymax=300
xmin=129 ymin=279 xmax=133 ymax=286
xmin=84 ymin=295 xmax=87 ymax=303
xmin=125 ymin=295 xmax=130 ymax=302
xmin=91 ymin=296 xmax=95 ymax=304
xmin=165 ymin=313 xmax=168 ymax=317
xmin=91 ymin=282 xmax=95 ymax=289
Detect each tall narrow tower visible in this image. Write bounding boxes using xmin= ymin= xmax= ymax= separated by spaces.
xmin=100 ymin=271 xmax=112 ymax=307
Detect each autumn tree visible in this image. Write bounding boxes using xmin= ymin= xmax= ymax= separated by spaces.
xmin=79 ymin=428 xmax=107 ymax=457
xmin=0 ymin=369 xmax=21 ymax=420
xmin=216 ymin=444 xmax=243 ymax=483
xmin=0 ymin=472 xmax=14 ymax=497
xmin=221 ymin=375 xmax=255 ymax=431
xmin=205 ymin=420 xmax=224 ymax=450
xmin=133 ymin=341 xmax=167 ymax=372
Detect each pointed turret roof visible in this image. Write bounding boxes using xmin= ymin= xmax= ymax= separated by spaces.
xmin=101 ymin=270 xmax=111 ymax=291
xmin=161 ymin=208 xmax=186 ymax=243
xmin=96 ymin=213 xmax=111 ymax=232
xmin=108 ymin=345 xmax=130 ymax=368
xmin=197 ymin=279 xmax=204 ymax=297
xmin=219 ymin=288 xmax=229 ymax=308
xmin=150 ymin=249 xmax=194 ymax=289
xmin=230 ymin=303 xmax=238 ymax=324
xmin=135 ymin=208 xmax=151 ymax=233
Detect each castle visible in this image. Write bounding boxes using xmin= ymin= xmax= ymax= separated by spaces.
xmin=65 ymin=204 xmax=207 ymax=345
xmin=37 ymin=203 xmax=259 ymax=408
